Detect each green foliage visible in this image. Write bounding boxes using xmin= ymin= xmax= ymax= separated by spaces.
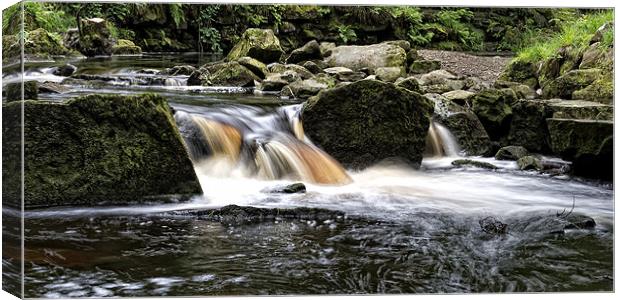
xmin=337 ymin=24 xmax=357 ymax=44
xmin=195 ymin=5 xmax=222 ymax=53
xmin=3 ymin=2 xmax=74 ymax=35
xmin=433 ymin=8 xmax=484 ymax=51
xmin=515 ymin=10 xmax=613 ymax=63
xmin=169 ymin=4 xmax=186 ymax=28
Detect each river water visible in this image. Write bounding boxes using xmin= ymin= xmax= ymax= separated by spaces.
xmin=2 ymin=54 xmax=614 ymax=297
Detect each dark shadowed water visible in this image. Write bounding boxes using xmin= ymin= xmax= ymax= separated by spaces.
xmin=2 ymin=55 xmax=614 ymax=297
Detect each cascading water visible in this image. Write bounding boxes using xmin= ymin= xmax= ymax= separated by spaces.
xmin=174 ymin=104 xmax=351 ymax=185
xmin=424 ymin=121 xmax=461 ymax=157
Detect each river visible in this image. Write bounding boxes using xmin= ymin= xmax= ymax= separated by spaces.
xmin=2 ymin=54 xmax=613 ymax=297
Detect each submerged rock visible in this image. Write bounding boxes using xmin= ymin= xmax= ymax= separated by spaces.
xmin=176 ymin=205 xmax=345 ymax=225
xmin=479 ymin=216 xmax=508 ymax=235
xmin=451 ymin=159 xmax=498 ymax=170
xmin=262 ymin=183 xmax=307 ymax=194
xmin=302 ymin=79 xmax=433 ymax=169
xmin=52 ymin=64 xmax=77 ymax=77
xmin=226 ymin=28 xmax=284 ymax=63
xmin=1 ymin=94 xmax=202 ymax=208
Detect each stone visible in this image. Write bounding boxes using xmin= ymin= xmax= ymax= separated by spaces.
xmin=542 ymin=68 xmax=603 ymax=99
xmin=506 ymin=99 xmax=556 ymax=153
xmin=472 ymin=88 xmax=516 ymax=140
xmin=164 ymin=65 xmax=197 ymax=76
xmin=409 ymin=60 xmax=441 ymax=74
xmin=374 ymin=67 xmax=404 ymax=82
xmin=394 ymin=77 xmax=421 ymax=93
xmin=207 ymin=61 xmax=260 ymax=87
xmin=302 ymin=80 xmax=433 ymax=169
xmin=262 ymin=182 xmax=306 ymax=194
xmin=323 ymin=67 xmax=365 ymax=82
xmin=281 ymin=75 xmax=335 ymax=99
xmin=424 ymin=93 xmax=464 ymax=117
xmin=5 ymin=81 xmax=38 ymax=101
xmin=451 ymin=159 xmax=498 ymax=170
xmin=38 ymin=81 xmax=70 ymax=94
xmin=319 ymin=42 xmax=336 ymax=57
xmin=76 ymin=17 xmax=114 ymax=56
xmin=406 ymin=49 xmax=421 ymax=65
xmin=323 ymin=43 xmax=407 ymax=72
xmin=1 ymin=94 xmax=202 ymax=208
xmin=226 ymin=28 xmax=284 ymax=63
xmin=495 ymin=145 xmax=529 ymax=161
xmin=301 ymin=61 xmax=322 ymax=74
xmin=572 ymin=76 xmax=613 ymax=105
xmin=111 ymin=39 xmax=142 ymax=55
xmin=382 ymin=40 xmax=411 ymax=51
xmin=438 ymin=112 xmax=493 ymax=156
xmin=547 ymin=100 xmax=613 ymax=120
xmin=479 ymin=216 xmax=508 ymax=234
xmin=419 ymin=69 xmax=458 ymax=85
xmin=267 ymin=63 xmax=314 ymax=79
xmin=498 ymin=59 xmax=538 ymax=89
xmin=286 ymin=40 xmax=321 ymax=64
xmin=579 ymin=42 xmax=607 ymax=69
xmin=422 ymin=80 xmax=465 ymax=95
xmin=442 ymin=90 xmax=476 ymax=106
xmin=547 ymin=118 xmax=612 ymax=179
xmin=463 ymin=76 xmax=491 ymax=92
xmin=256 ymin=74 xmax=290 ymax=92
xmin=52 ymin=64 xmax=77 ymax=77
xmin=517 ymin=155 xmax=543 ymax=171
xmin=187 ymin=67 xmax=210 ymax=86
xmin=237 ymin=56 xmax=269 ymax=79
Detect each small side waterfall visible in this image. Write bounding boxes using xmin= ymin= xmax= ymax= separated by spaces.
xmin=175 ymin=105 xmax=351 ymax=185
xmin=425 ymin=121 xmax=461 ymax=157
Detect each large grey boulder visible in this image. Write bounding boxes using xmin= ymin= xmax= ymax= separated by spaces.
xmin=323 ymin=42 xmax=406 ymax=72
xmin=302 ymin=80 xmax=433 ymax=169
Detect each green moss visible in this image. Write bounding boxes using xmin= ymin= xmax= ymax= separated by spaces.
xmin=3 ymin=94 xmax=202 ymax=208
xmin=226 ymin=28 xmax=284 ymax=63
xmin=111 ymin=39 xmax=142 ymax=55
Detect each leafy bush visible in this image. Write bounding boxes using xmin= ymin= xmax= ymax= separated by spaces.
xmin=337 ymin=24 xmax=357 ymax=44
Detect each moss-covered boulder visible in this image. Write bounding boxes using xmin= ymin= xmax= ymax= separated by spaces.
xmin=472 ymin=88 xmax=516 ymax=140
xmin=76 ymin=18 xmax=114 ymax=56
xmin=4 ymin=28 xmax=72 ymax=61
xmin=286 ymin=40 xmax=321 ymax=63
xmin=111 ymin=39 xmax=142 ymax=55
xmin=506 ymin=99 xmax=554 ymax=153
xmin=499 ymin=60 xmax=538 ymax=88
xmin=394 ymin=77 xmax=422 ymax=93
xmin=547 ymin=118 xmax=612 ymax=179
xmin=542 ymin=68 xmax=603 ymax=99
xmin=1 ymin=94 xmax=202 ymax=208
xmin=207 ymin=61 xmax=260 ymax=87
xmin=409 ymin=60 xmax=441 ymax=74
xmin=4 ymin=81 xmax=38 ymax=101
xmin=237 ymin=56 xmax=269 ymax=79
xmin=572 ymin=75 xmax=613 ymax=104
xmin=268 ymin=63 xmax=314 ymax=79
xmin=375 ymin=67 xmax=404 ymax=82
xmin=438 ymin=112 xmax=493 ymax=156
xmin=495 ymin=145 xmax=529 ymax=161
xmin=302 ymin=79 xmax=433 ymax=169
xmin=226 ymin=28 xmax=284 ymax=63
xmin=517 ymin=155 xmax=543 ymax=171
xmin=451 ymin=159 xmax=498 ymax=170
xmin=323 ymin=42 xmax=406 ymax=72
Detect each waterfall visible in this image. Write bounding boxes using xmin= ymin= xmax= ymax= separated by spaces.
xmin=175 ymin=105 xmax=351 ymax=185
xmin=425 ymin=121 xmax=461 ymax=157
